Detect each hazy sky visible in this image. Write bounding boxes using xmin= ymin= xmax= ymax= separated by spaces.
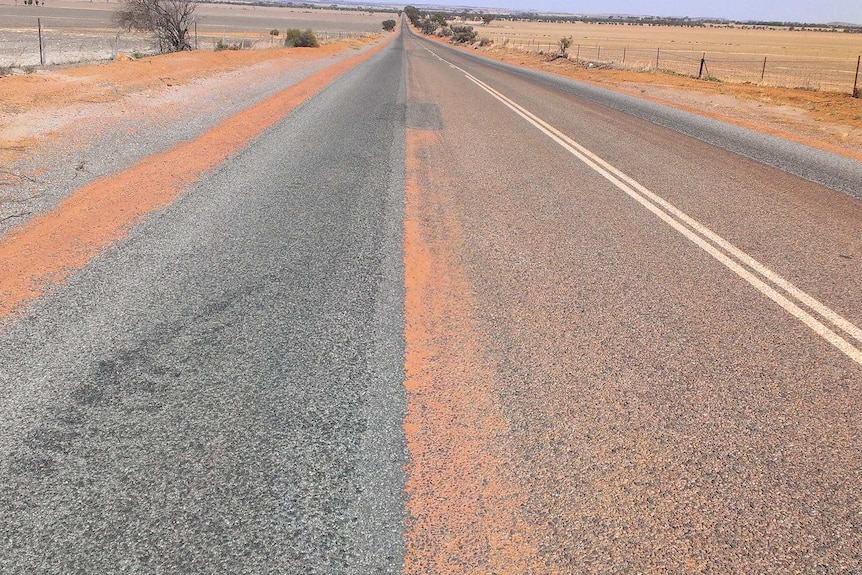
xmin=426 ymin=0 xmax=862 ymax=24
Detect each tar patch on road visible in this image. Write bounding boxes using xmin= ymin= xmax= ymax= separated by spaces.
xmin=406 ymin=102 xmax=443 ymax=131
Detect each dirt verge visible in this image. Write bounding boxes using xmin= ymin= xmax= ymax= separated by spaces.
xmin=423 ymin=32 xmax=862 ymax=161
xmin=0 ymin=35 xmax=389 ymax=318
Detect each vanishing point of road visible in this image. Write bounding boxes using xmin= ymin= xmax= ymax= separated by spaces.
xmin=1 ymin=23 xmax=860 ymax=573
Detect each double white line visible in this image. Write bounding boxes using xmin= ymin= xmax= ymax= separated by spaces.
xmin=422 ymin=44 xmax=862 ymax=367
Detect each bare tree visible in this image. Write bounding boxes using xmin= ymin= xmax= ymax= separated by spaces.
xmin=116 ymin=0 xmax=197 ymax=53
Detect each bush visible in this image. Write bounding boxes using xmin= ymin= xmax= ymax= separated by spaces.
xmin=558 ymin=36 xmax=573 ymax=55
xmin=382 ymin=19 xmax=396 ymax=32
xmin=270 ymin=28 xmax=280 ymax=37
xmin=479 ymin=36 xmax=493 ymax=46
xmin=285 ymin=28 xmax=319 ymax=48
xmin=115 ymin=0 xmax=196 ymax=53
xmin=450 ymin=25 xmax=477 ymax=44
xmin=214 ymin=39 xmax=228 ymax=51
xmin=420 ymin=17 xmax=439 ymax=35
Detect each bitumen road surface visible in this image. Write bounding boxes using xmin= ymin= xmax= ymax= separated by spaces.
xmin=1 ymin=22 xmax=861 ymax=573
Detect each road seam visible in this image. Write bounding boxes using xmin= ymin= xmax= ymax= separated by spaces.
xmin=422 ymin=44 xmax=862 ymax=367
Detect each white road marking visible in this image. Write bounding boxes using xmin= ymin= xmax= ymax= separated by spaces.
xmin=420 ymin=43 xmax=862 ymax=367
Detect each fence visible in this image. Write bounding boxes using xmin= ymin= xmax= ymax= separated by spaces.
xmin=0 ymin=19 xmax=371 ymax=69
xmin=497 ymin=36 xmax=862 ymax=96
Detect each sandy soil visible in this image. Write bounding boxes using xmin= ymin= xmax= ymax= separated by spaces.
xmin=0 ymin=0 xmax=395 ymax=66
xmin=0 ymin=36 xmax=379 ymax=231
xmin=435 ymin=36 xmax=862 ymax=161
xmin=0 ymin=38 xmax=374 ymax=166
xmin=0 ymin=35 xmax=389 ymax=316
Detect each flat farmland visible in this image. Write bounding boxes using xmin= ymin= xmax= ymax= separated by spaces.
xmin=0 ymin=0 xmax=396 ymax=66
xmin=473 ymin=20 xmax=862 ymax=92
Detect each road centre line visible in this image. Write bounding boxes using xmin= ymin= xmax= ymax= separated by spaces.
xmin=420 ymin=43 xmax=862 ymax=367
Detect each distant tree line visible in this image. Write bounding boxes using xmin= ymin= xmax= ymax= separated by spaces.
xmin=402 ymin=5 xmax=862 ymax=33
xmin=404 ymin=5 xmax=481 ymax=44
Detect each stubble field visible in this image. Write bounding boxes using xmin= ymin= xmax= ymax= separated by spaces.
xmin=0 ymin=0 xmax=396 ymax=67
xmin=471 ymin=20 xmax=862 ymax=92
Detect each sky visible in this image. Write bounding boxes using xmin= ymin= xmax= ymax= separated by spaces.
xmin=419 ymin=0 xmax=862 ymax=24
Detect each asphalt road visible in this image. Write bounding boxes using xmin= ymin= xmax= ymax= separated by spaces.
xmin=2 ymin=22 xmax=861 ymax=573
xmin=0 ymin=33 xmax=406 ymax=574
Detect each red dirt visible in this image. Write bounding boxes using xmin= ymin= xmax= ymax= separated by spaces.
xmin=0 ymin=38 xmax=378 ymax=167
xmin=402 ymin=128 xmax=561 ymax=574
xmin=0 ymin=37 xmax=390 ymax=318
xmin=421 ymin=31 xmax=862 ymax=161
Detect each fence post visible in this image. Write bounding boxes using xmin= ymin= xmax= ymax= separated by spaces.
xmin=576 ymin=44 xmax=580 ymax=60
xmin=656 ymin=46 xmax=660 ymax=69
xmin=761 ymin=56 xmax=766 ymax=81
xmin=622 ymin=46 xmax=626 ymax=64
xmin=698 ymin=52 xmax=705 ymax=79
xmin=597 ymin=45 xmax=601 ymax=60
xmin=37 ymin=17 xmax=44 ymax=66
xmin=854 ymin=55 xmax=860 ymax=98
xmin=194 ymin=21 xmax=198 ymax=50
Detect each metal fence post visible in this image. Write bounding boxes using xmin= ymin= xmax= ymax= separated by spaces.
xmin=656 ymin=46 xmax=660 ymax=69
xmin=698 ymin=52 xmax=705 ymax=79
xmin=761 ymin=56 xmax=766 ymax=81
xmin=622 ymin=46 xmax=626 ymax=64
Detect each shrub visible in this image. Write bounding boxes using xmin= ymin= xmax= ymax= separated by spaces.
xmin=270 ymin=28 xmax=280 ymax=37
xmin=285 ymin=28 xmax=319 ymax=47
xmin=451 ymin=25 xmax=477 ymax=44
xmin=382 ymin=19 xmax=396 ymax=32
xmin=115 ymin=0 xmax=196 ymax=53
xmin=420 ymin=17 xmax=439 ymax=35
xmin=479 ymin=36 xmax=493 ymax=46
xmin=214 ymin=39 xmax=227 ymax=51
xmin=558 ymin=36 xmax=573 ymax=55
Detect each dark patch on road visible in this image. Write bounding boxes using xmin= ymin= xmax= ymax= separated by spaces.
xmin=407 ymin=102 xmax=443 ymax=130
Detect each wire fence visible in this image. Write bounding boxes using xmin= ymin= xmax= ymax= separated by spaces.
xmin=498 ymin=36 xmax=862 ymax=96
xmin=0 ymin=19 xmax=372 ymax=69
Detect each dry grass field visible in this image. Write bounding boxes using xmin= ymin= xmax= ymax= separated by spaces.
xmin=0 ymin=0 xmax=396 ymax=67
xmin=468 ymin=20 xmax=862 ymax=92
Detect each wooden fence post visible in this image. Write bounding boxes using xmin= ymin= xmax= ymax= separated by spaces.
xmin=761 ymin=56 xmax=767 ymax=81
xmin=854 ymin=55 xmax=860 ymax=98
xmin=37 ymin=17 xmax=44 ymax=65
xmin=698 ymin=52 xmax=705 ymax=79
xmin=656 ymin=46 xmax=660 ymax=69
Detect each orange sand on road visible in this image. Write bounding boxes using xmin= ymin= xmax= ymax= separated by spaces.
xmin=0 ymin=38 xmax=378 ymax=167
xmin=402 ymin=128 xmax=560 ymax=574
xmin=0 ymin=37 xmax=390 ymax=318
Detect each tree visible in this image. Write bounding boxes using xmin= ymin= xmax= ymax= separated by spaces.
xmin=558 ymin=35 xmax=572 ymax=56
xmin=116 ymin=0 xmax=196 ymax=53
xmin=382 ymin=19 xmax=396 ymax=31
xmin=481 ymin=14 xmax=495 ymax=25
